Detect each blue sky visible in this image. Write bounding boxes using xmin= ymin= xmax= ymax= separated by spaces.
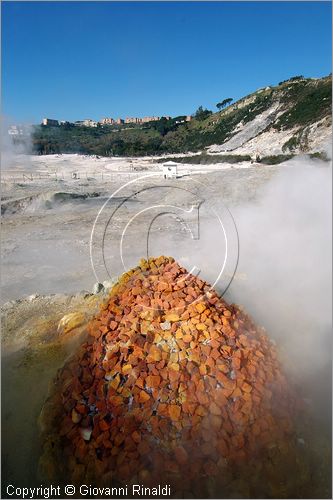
xmin=2 ymin=1 xmax=332 ymax=123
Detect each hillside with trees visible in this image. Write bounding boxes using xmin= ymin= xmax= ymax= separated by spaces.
xmin=32 ymin=75 xmax=332 ymax=157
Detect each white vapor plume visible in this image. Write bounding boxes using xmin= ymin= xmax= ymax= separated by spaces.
xmin=1 ymin=115 xmax=33 ymax=171
xmin=225 ymin=156 xmax=332 ymax=422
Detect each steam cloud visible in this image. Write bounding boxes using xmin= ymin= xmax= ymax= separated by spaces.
xmin=1 ymin=116 xmax=33 ymax=170
xmin=225 ymin=156 xmax=332 ymax=424
xmin=124 ymin=154 xmax=332 ymax=425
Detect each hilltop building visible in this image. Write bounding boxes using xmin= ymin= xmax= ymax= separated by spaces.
xmin=141 ymin=116 xmax=160 ymax=123
xmin=100 ymin=117 xmax=115 ymax=125
xmin=41 ymin=114 xmax=185 ymax=129
xmin=124 ymin=116 xmax=161 ymax=124
xmin=175 ymin=116 xmax=193 ymax=124
xmin=8 ymin=125 xmax=27 ymax=135
xmin=101 ymin=116 xmax=170 ymax=125
xmin=74 ymin=119 xmax=98 ymax=127
xmin=83 ymin=119 xmax=98 ymax=127
xmin=125 ymin=117 xmax=141 ymax=124
xmin=42 ymin=118 xmax=59 ymax=126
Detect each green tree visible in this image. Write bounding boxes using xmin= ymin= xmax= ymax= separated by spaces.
xmin=194 ymin=106 xmax=212 ymax=121
xmin=216 ymin=98 xmax=233 ymax=110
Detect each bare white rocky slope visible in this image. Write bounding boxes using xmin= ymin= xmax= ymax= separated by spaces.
xmin=207 ymin=76 xmax=332 ymax=157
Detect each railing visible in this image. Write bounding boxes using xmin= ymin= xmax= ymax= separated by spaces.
xmin=1 ymin=170 xmax=159 ymax=185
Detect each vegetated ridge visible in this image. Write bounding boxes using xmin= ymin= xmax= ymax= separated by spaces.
xmin=31 ymin=75 xmax=332 ymax=159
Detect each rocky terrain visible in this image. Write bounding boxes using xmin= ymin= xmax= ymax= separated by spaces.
xmin=207 ymin=76 xmax=332 ymax=156
xmin=2 ymin=260 xmax=331 ymax=499
xmin=1 ymin=158 xmax=277 ymax=303
xmin=38 ymin=257 xmax=313 ymax=498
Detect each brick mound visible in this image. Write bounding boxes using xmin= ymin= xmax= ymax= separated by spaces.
xmin=40 ymin=256 xmax=299 ymax=493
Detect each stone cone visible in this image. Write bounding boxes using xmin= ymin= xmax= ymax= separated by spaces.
xmin=39 ymin=256 xmax=299 ymax=495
